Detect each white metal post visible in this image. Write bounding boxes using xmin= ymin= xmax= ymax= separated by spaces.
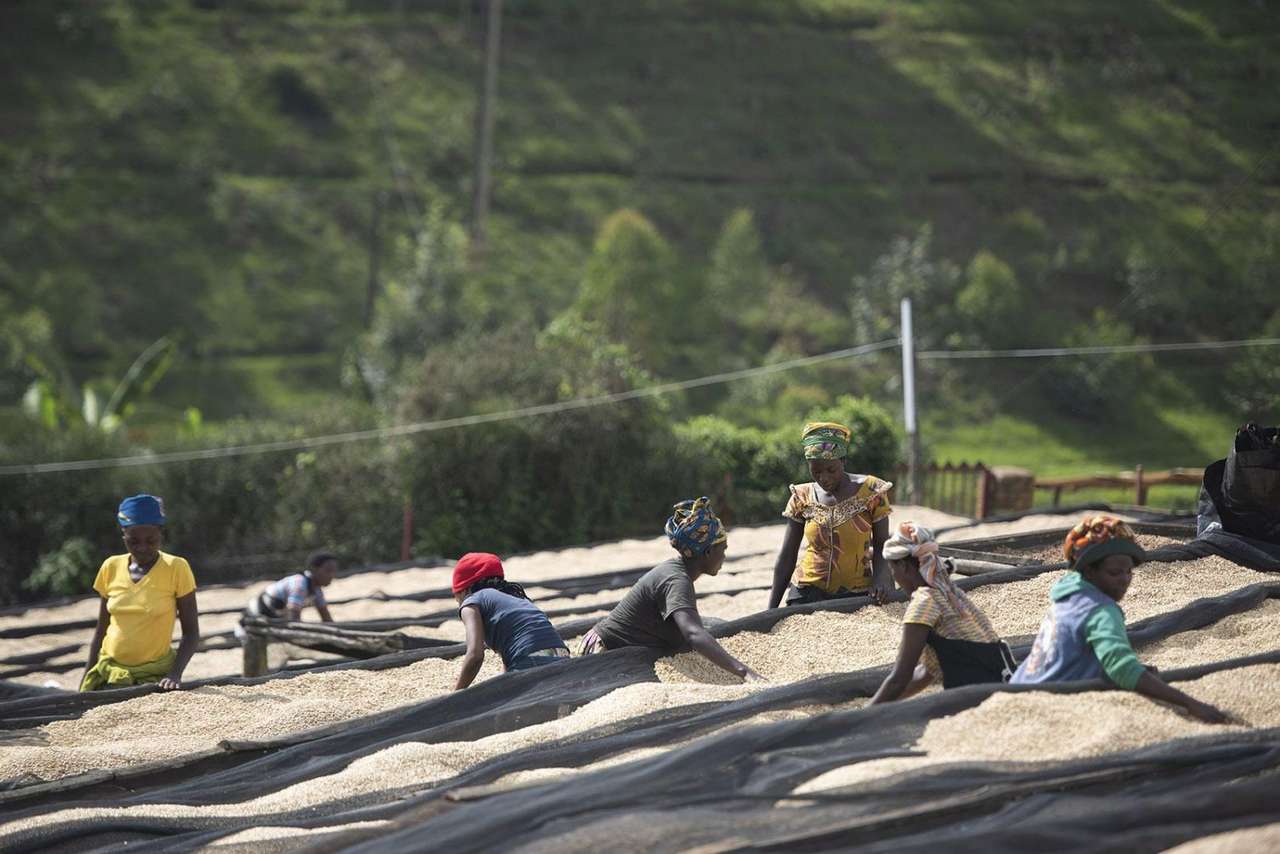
xmin=901 ymin=298 xmax=921 ymax=503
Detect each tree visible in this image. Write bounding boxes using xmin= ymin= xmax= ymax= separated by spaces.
xmin=706 ymin=208 xmax=776 ymax=361
xmin=0 ymin=294 xmax=55 ymax=403
xmin=1223 ymin=309 xmax=1280 ymax=420
xmin=346 ymin=203 xmax=469 ymax=407
xmin=956 ymin=250 xmax=1028 ymax=347
xmin=572 ymin=209 xmax=685 ymax=374
xmin=708 ymin=208 xmax=769 ymax=307
xmin=1043 ymin=309 xmax=1154 ymax=420
xmin=850 ymin=224 xmax=960 ymax=348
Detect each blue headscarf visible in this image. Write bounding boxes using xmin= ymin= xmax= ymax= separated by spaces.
xmin=665 ymin=496 xmax=728 ymax=558
xmin=117 ymin=494 xmax=166 ymax=528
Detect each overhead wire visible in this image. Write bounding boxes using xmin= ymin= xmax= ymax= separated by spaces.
xmin=4 ymin=336 xmax=1277 ymax=477
xmin=0 ymin=339 xmax=902 ymax=476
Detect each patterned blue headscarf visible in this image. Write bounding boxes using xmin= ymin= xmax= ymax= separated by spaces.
xmin=117 ymin=494 xmax=166 ymax=528
xmin=665 ymin=496 xmax=728 ymax=558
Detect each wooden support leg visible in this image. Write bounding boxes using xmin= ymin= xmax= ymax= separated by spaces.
xmin=243 ymin=634 xmax=269 ymax=678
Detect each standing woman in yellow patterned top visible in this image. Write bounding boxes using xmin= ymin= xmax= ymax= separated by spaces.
xmin=767 ymin=423 xmax=895 ymax=608
xmin=80 ymin=494 xmax=201 ymax=692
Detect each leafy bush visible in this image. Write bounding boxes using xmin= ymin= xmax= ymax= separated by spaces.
xmin=1041 ymin=309 xmax=1155 ymax=420
xmin=956 ymin=251 xmax=1029 ymax=348
xmin=24 ymin=537 xmax=97 ymax=597
xmin=0 ymin=360 xmax=901 ymax=606
xmin=850 ymin=224 xmax=960 ymax=349
xmin=672 ymin=395 xmax=901 ymax=524
xmin=571 ymin=209 xmax=697 ymax=376
xmin=1223 ymin=309 xmax=1280 ymax=420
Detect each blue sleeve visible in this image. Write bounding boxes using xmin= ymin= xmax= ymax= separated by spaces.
xmin=460 ymin=590 xmax=490 ymax=619
xmin=1082 ymin=604 xmax=1145 ymax=690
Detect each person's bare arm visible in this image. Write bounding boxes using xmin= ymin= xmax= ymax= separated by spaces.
xmin=316 ymin=603 xmax=334 ymax=623
xmin=1135 ymin=670 xmax=1229 ymax=723
xmin=454 ymin=606 xmax=487 ymax=690
xmin=768 ymin=520 xmax=805 ymax=609
xmin=870 ymin=623 xmax=931 ymax=704
xmin=672 ymin=608 xmax=765 ymax=682
xmin=869 ymin=517 xmax=893 ymax=605
xmin=81 ymin=598 xmax=110 ymax=687
xmin=285 ymin=605 xmax=303 ymax=622
xmin=160 ymin=592 xmax=200 ymax=691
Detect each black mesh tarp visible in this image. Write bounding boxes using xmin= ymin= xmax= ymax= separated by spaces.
xmin=3 ymin=524 xmax=1278 ymax=853
xmin=3 ymin=581 xmax=1277 ymax=852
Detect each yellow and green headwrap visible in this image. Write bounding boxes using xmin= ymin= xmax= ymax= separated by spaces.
xmin=801 ymin=422 xmax=851 ymax=460
xmin=665 ymin=496 xmax=728 ymax=558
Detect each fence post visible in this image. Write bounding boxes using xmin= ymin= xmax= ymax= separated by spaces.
xmin=976 ymin=464 xmax=991 ymax=519
xmin=242 ymin=633 xmax=268 ymax=678
xmin=1135 ymin=464 xmax=1147 ymax=506
xmin=716 ymin=472 xmax=735 ymax=528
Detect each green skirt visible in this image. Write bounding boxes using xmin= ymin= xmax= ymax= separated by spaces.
xmin=80 ymin=648 xmax=177 ymax=692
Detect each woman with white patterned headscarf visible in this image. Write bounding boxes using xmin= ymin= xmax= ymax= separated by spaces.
xmin=869 ymin=521 xmax=1014 ymax=704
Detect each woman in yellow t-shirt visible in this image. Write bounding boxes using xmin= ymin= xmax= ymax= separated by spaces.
xmin=80 ymin=494 xmax=201 ymax=692
xmin=767 ymin=422 xmax=895 ymax=609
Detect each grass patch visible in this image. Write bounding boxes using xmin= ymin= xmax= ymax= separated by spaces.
xmin=925 ymin=404 xmax=1238 ymax=511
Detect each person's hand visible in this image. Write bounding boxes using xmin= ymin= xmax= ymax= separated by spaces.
xmin=870 ymin=579 xmax=892 ymax=605
xmin=1186 ymin=700 xmax=1229 ymax=724
xmin=158 ymin=675 xmax=182 ymax=691
xmin=743 ymin=669 xmax=768 ymax=684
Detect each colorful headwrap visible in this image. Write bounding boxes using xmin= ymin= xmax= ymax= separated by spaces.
xmin=665 ymin=496 xmax=728 ymax=558
xmin=801 ymin=422 xmax=851 ymax=460
xmin=1063 ymin=515 xmax=1146 ymax=571
xmin=117 ymin=494 xmax=166 ymax=528
xmin=883 ymin=521 xmax=980 ymax=618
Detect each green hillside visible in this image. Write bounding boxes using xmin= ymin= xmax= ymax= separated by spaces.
xmin=3 ymin=0 xmax=1280 ymax=601
xmin=4 ymin=0 xmax=1278 ymax=414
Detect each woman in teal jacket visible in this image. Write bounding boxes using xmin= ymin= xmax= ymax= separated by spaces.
xmin=1012 ymin=515 xmax=1228 ymax=723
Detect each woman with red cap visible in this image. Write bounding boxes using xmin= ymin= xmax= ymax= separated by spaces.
xmin=452 ymin=552 xmax=569 ymax=690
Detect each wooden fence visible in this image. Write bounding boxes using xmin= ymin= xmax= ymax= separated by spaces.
xmin=1033 ymin=466 xmax=1203 ymax=507
xmin=890 ymin=462 xmax=992 ymax=519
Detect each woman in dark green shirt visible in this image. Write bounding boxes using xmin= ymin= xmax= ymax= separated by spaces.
xmin=579 ymin=497 xmax=764 ymax=684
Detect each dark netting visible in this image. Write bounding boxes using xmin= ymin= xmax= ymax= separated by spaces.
xmin=324 ymin=656 xmax=1280 ymax=854
xmin=3 ymin=524 xmax=1279 ymax=853
xmin=4 ymin=582 xmax=1277 ymax=851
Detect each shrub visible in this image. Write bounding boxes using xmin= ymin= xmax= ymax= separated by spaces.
xmin=956 ymin=250 xmax=1028 ymax=348
xmin=24 ymin=537 xmax=97 ymax=597
xmin=1041 ymin=309 xmax=1155 ymax=420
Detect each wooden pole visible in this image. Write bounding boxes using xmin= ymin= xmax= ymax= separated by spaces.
xmin=470 ymin=0 xmax=502 ymax=248
xmin=401 ymin=498 xmax=414 ymax=562
xmin=976 ymin=464 xmax=991 ymax=519
xmin=242 ymin=633 xmax=268 ymax=678
xmin=363 ymin=190 xmax=383 ymax=328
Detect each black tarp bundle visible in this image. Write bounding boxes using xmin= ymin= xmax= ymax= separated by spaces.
xmin=1153 ymin=423 xmax=1280 ymax=571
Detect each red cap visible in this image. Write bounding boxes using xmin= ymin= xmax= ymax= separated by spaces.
xmin=452 ymin=552 xmax=504 ymax=594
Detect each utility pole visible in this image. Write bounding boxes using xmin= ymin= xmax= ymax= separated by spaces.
xmin=363 ymin=189 xmax=383 ymax=328
xmin=470 ymin=0 xmax=502 ymax=249
xmin=901 ymin=298 xmax=923 ymax=503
